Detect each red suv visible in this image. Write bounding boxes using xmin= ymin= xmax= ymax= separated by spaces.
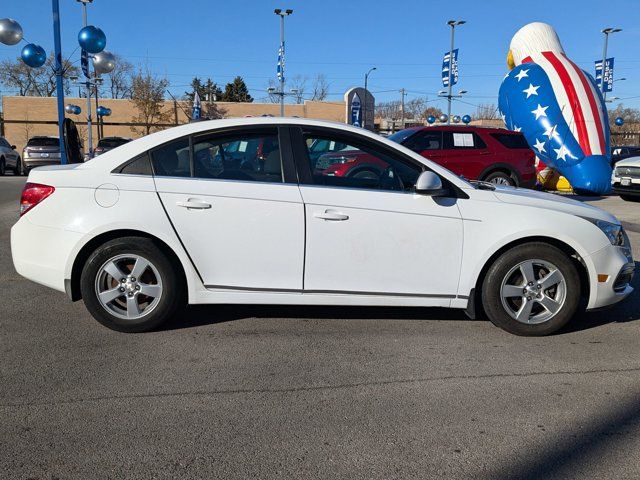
xmin=389 ymin=126 xmax=536 ymax=187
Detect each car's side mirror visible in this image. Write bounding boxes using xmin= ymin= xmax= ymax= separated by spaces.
xmin=11 ymin=145 xmax=16 ymax=150
xmin=415 ymin=171 xmax=447 ymax=196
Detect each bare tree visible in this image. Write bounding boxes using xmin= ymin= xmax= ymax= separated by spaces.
xmin=0 ymin=53 xmax=78 ymax=96
xmin=311 ymin=74 xmax=330 ymax=101
xmin=375 ymin=100 xmax=402 ymax=119
xmin=130 ymin=68 xmax=171 ymax=136
xmin=474 ymin=103 xmax=499 ymax=120
xmin=405 ymin=97 xmax=427 ymax=120
xmin=266 ymin=78 xmax=280 ymax=104
xmin=288 ymin=75 xmax=307 ymax=104
xmin=105 ymin=54 xmax=134 ymax=99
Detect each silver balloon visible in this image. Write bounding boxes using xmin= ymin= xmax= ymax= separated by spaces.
xmin=452 ymin=115 xmax=461 ymax=123
xmin=92 ymin=50 xmax=116 ymax=74
xmin=439 ymin=114 xmax=449 ymax=123
xmin=0 ymin=18 xmax=23 ymax=46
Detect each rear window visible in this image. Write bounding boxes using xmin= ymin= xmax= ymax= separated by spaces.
xmin=491 ymin=133 xmax=529 ymax=149
xmin=27 ymin=137 xmax=59 ymax=147
xmin=98 ymin=138 xmax=130 ymax=149
xmin=388 ymin=129 xmax=419 ymax=144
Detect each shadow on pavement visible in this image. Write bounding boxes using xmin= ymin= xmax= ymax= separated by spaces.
xmin=487 ymin=389 xmax=640 ymax=480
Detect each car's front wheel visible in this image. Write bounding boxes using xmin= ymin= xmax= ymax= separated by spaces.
xmin=481 ymin=242 xmax=581 ymax=336
xmin=0 ymin=157 xmax=5 ymax=176
xmin=483 ymin=171 xmax=516 ymax=187
xmin=14 ymin=158 xmax=22 ymax=176
xmin=620 ymin=194 xmax=640 ymax=202
xmin=80 ymin=237 xmax=184 ymax=332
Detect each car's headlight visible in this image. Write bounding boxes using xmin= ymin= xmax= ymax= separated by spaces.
xmin=593 ymin=219 xmax=626 ymax=246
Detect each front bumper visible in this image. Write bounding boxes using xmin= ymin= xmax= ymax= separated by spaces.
xmin=586 ymin=243 xmax=634 ymax=310
xmin=612 ymin=175 xmax=640 ymax=196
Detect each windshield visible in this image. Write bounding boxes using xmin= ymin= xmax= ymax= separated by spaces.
xmin=388 ymin=129 xmax=417 ymax=144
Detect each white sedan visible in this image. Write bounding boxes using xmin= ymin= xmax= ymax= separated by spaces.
xmin=612 ymin=156 xmax=640 ymax=202
xmin=11 ymin=118 xmax=635 ymax=335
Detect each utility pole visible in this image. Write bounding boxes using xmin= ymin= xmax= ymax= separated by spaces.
xmin=274 ymin=9 xmax=293 ymax=117
xmin=399 ymin=88 xmax=406 ymax=129
xmin=600 ymin=27 xmax=621 ymax=102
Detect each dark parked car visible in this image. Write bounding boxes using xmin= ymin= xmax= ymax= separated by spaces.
xmin=94 ymin=136 xmax=132 ymax=156
xmin=0 ymin=136 xmax=22 ymax=176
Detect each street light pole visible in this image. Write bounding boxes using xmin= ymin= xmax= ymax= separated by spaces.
xmin=363 ymin=66 xmax=376 ymax=130
xmin=78 ymin=0 xmax=94 ymax=157
xmin=600 ymin=27 xmax=621 ymax=102
xmin=446 ymin=20 xmax=465 ymax=125
xmin=274 ymin=9 xmax=293 ymax=117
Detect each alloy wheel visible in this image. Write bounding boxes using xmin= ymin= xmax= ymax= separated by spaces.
xmin=499 ymin=259 xmax=567 ymax=324
xmin=94 ymin=254 xmax=163 ymax=320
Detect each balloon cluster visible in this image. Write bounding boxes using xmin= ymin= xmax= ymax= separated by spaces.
xmin=65 ymin=104 xmax=82 ymax=115
xmin=96 ymin=106 xmax=112 ymax=117
xmin=0 ymin=17 xmax=116 ymax=74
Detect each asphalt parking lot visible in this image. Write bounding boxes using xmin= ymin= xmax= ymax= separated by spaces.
xmin=1 ymin=175 xmax=639 ymax=480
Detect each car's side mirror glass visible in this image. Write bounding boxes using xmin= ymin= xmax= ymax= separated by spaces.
xmin=415 ymin=171 xmax=446 ymax=196
xmin=11 ymin=145 xmax=16 ymax=150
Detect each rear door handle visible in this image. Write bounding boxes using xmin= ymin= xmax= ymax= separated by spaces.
xmin=176 ymin=198 xmax=212 ymax=210
xmin=314 ymin=209 xmax=349 ymax=221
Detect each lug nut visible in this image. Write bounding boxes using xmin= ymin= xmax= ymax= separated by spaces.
xmin=131 ymin=277 xmax=136 ymax=282
xmin=135 ymin=285 xmax=140 ymax=290
xmin=119 ymin=287 xmax=125 ymax=292
xmin=537 ymin=285 xmax=542 ymax=289
xmin=128 ymin=292 xmax=133 ymax=297
xmin=121 ymin=278 xmax=126 ymax=283
xmin=527 ymin=296 xmax=532 ymax=301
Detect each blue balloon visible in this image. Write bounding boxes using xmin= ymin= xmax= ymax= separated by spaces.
xmin=427 ymin=115 xmax=436 ymax=124
xmin=78 ymin=25 xmax=106 ymax=54
xmin=615 ymin=117 xmax=624 ymax=126
xmin=21 ymin=43 xmax=46 ymax=68
xmin=462 ymin=114 xmax=471 ymax=124
xmin=97 ymin=106 xmax=112 ymax=117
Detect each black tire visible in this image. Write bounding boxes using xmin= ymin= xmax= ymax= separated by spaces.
xmin=349 ymin=168 xmax=379 ymax=180
xmin=80 ymin=236 xmax=184 ymax=333
xmin=483 ymin=171 xmax=516 ymax=187
xmin=13 ymin=158 xmax=22 ymax=176
xmin=0 ymin=157 xmax=5 ymax=176
xmin=481 ymin=242 xmax=581 ymax=336
xmin=620 ymin=194 xmax=640 ymax=202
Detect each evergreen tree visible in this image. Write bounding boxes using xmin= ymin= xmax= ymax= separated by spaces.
xmin=221 ymin=76 xmax=253 ymax=102
xmin=185 ymin=77 xmax=222 ymax=103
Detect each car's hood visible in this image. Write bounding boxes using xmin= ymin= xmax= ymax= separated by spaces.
xmin=491 ymin=186 xmax=619 ymax=224
xmin=614 ymin=156 xmax=640 ymax=167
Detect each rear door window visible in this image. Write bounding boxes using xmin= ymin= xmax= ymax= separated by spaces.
xmin=491 ymin=133 xmax=530 ymax=149
xmin=443 ymin=131 xmax=487 ymax=149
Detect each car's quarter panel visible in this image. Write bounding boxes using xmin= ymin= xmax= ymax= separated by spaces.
xmin=453 ymin=188 xmax=615 ymax=310
xmin=299 ymin=185 xmax=464 ymax=298
xmin=155 ymin=177 xmax=305 ymax=291
xmin=11 ymin=167 xmax=203 ymax=302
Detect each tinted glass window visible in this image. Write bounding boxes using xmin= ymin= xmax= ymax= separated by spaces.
xmin=192 ymin=130 xmax=283 ymax=183
xmin=27 ymin=137 xmax=59 ymax=147
xmin=403 ymin=131 xmax=442 ymax=151
xmin=443 ymin=131 xmax=487 ymax=149
xmin=491 ymin=133 xmax=529 ymax=149
xmin=151 ymin=138 xmax=191 ymax=177
xmin=304 ymin=132 xmax=421 ymax=192
xmin=118 ymin=153 xmax=153 ymax=175
xmin=388 ymin=129 xmax=419 ymax=144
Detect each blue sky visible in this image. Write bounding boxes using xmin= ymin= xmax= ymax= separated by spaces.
xmin=1 ymin=0 xmax=639 ymax=115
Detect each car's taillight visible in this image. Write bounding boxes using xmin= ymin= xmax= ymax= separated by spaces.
xmin=20 ymin=182 xmax=55 ymax=216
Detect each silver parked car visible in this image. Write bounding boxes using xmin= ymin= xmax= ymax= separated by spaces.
xmin=22 ymin=136 xmax=62 ymax=173
xmin=0 ymin=136 xmax=22 ymax=176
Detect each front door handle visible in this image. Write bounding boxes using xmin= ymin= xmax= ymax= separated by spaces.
xmin=176 ymin=198 xmax=212 ymax=210
xmin=314 ymin=210 xmax=349 ymax=221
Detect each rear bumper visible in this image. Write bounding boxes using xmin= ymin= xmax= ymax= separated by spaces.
xmin=23 ymin=159 xmax=61 ymax=169
xmin=11 ymin=216 xmax=83 ymax=294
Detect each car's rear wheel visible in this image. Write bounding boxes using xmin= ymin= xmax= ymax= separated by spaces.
xmin=483 ymin=171 xmax=516 ymax=186
xmin=481 ymin=242 xmax=581 ymax=336
xmin=80 ymin=237 xmax=184 ymax=332
xmin=620 ymin=194 xmax=640 ymax=202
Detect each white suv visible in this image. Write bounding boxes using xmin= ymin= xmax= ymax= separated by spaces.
xmin=11 ymin=118 xmax=635 ymax=336
xmin=612 ymin=156 xmax=640 ymax=202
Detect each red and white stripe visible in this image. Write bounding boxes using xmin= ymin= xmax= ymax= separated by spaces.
xmin=523 ymin=52 xmax=606 ymax=156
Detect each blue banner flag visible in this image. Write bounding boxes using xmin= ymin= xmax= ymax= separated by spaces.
xmin=277 ymin=43 xmax=285 ymax=82
xmin=442 ymin=49 xmax=459 ymax=87
xmin=191 ymin=91 xmax=202 ymax=121
xmin=595 ymin=57 xmax=614 ymax=93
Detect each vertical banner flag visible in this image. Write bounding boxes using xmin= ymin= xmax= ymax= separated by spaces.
xmin=277 ymin=43 xmax=285 ymax=82
xmin=191 ymin=91 xmax=202 ymax=121
xmin=81 ymin=49 xmax=90 ymax=79
xmin=595 ymin=57 xmax=614 ymax=93
xmin=350 ymin=92 xmax=362 ymax=127
xmin=442 ymin=48 xmax=459 ymax=87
